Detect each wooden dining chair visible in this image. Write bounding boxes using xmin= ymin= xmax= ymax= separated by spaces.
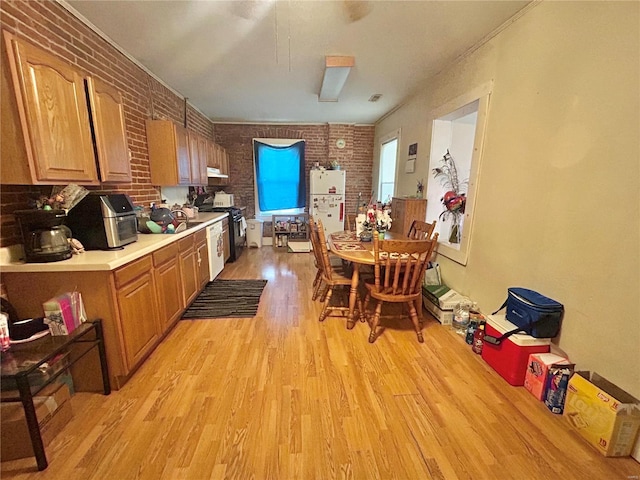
xmin=346 ymin=214 xmax=357 ymax=232
xmin=316 ymin=219 xmax=362 ymax=326
xmin=309 ymin=216 xmax=350 ymax=301
xmin=363 ymin=232 xmax=439 ymax=343
xmin=408 ymin=219 xmax=437 ymax=240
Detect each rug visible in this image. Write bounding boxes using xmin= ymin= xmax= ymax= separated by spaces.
xmin=181 ymin=279 xmax=268 ymax=319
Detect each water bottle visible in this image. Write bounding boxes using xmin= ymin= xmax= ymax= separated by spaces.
xmin=452 ymin=301 xmax=471 ymax=336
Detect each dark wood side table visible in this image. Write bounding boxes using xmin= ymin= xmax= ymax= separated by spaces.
xmin=0 ymin=319 xmax=110 ymax=471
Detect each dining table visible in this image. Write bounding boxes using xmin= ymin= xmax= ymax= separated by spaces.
xmin=327 ymin=230 xmax=403 ymax=328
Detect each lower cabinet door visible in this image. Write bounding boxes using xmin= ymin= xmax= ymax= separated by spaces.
xmin=115 ymin=271 xmax=161 ymax=370
xmin=155 ymin=257 xmax=184 ymax=333
xmin=180 ymin=247 xmax=199 ymax=306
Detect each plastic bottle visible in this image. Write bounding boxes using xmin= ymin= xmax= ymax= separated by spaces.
xmin=465 ymin=319 xmax=477 ymax=345
xmin=452 ymin=301 xmax=471 ymax=336
xmin=472 ymin=323 xmax=485 ymax=354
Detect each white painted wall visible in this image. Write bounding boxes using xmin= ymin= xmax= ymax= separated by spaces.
xmin=375 ymin=2 xmax=640 ymax=396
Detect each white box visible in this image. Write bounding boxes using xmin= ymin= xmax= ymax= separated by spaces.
xmin=423 ymin=294 xmax=454 ymax=325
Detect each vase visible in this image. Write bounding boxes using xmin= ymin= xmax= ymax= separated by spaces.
xmin=449 ymin=219 xmax=461 ymax=243
xmin=377 ymin=228 xmax=386 ymax=240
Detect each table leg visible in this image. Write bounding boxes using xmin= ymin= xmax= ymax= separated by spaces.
xmin=16 ymin=375 xmax=47 ymax=471
xmin=94 ymin=320 xmax=111 ymax=395
xmin=347 ymin=265 xmax=360 ymax=329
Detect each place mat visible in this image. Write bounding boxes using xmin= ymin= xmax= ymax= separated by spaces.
xmin=332 ymin=242 xmax=367 ymax=251
xmin=330 ymin=232 xmax=358 ymax=241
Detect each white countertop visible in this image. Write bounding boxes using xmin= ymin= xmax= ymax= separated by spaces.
xmin=0 ymin=212 xmax=228 ymax=273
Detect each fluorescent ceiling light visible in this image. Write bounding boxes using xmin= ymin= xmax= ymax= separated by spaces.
xmin=318 ymin=56 xmax=354 ymax=102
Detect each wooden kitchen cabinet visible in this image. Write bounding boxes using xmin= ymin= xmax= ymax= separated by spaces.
xmin=1 ymin=31 xmax=99 ymax=185
xmin=146 ymin=119 xmax=192 ymax=185
xmin=188 ymin=131 xmax=207 ymax=186
xmin=153 ymin=242 xmax=184 ymax=334
xmin=2 ymin=229 xmax=213 ymax=390
xmin=179 ymin=235 xmax=199 ymax=306
xmin=114 ymin=257 xmax=162 ymax=371
xmin=389 ymin=197 xmax=428 ymax=237
xmin=86 ymin=76 xmax=132 ymax=183
xmin=195 ymin=229 xmax=210 ymax=288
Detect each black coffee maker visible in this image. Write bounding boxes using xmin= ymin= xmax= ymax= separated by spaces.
xmin=14 ymin=209 xmax=72 ymax=263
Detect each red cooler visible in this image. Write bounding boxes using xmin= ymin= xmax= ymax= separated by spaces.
xmin=482 ymin=314 xmax=551 ymax=386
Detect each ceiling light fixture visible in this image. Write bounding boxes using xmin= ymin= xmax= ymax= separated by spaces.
xmin=318 ymin=56 xmax=355 ymax=102
xmin=368 ymin=94 xmax=382 ymax=102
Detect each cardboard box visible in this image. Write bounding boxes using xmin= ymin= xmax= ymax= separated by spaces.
xmin=524 ymin=353 xmax=574 ymax=401
xmin=564 ymin=371 xmax=640 ymax=457
xmin=1 ymin=382 xmax=72 ymax=461
xmin=481 ymin=315 xmax=550 ymax=386
xmin=422 ymin=285 xmax=470 ymax=311
xmin=422 ymin=294 xmax=454 ymax=325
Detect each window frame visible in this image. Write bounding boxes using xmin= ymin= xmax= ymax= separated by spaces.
xmin=425 ymin=82 xmax=492 ymax=266
xmin=377 ymin=128 xmax=401 ymax=203
xmin=252 ymin=138 xmax=306 ymax=220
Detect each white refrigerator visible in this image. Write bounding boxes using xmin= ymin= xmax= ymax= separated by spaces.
xmin=309 ymin=169 xmax=346 ymax=235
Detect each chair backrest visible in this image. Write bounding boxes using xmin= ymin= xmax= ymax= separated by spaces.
xmin=408 ymin=220 xmax=437 ymax=240
xmin=346 ymin=214 xmax=357 ymax=232
xmin=372 ymin=233 xmax=439 ymax=298
xmin=309 ymin=215 xmax=322 ymax=268
xmin=315 ymin=220 xmax=336 ymax=281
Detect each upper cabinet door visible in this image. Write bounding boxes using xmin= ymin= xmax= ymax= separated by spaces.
xmin=147 ymin=119 xmax=193 ymax=186
xmin=86 ymin=77 xmax=132 ymax=183
xmin=188 ymin=132 xmax=204 ymax=186
xmin=174 ymin=124 xmax=191 ymax=185
xmin=4 ymin=32 xmax=98 ymax=184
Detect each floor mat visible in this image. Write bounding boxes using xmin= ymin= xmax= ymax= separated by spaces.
xmin=181 ymin=279 xmax=268 ymax=319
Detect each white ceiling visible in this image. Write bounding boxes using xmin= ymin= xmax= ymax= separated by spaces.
xmin=65 ymin=0 xmax=531 ymax=125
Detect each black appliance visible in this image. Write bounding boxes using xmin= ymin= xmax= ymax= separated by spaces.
xmin=14 ymin=209 xmax=72 ymax=263
xmin=202 ymin=206 xmax=245 ymax=263
xmin=65 ymin=193 xmax=138 ymax=250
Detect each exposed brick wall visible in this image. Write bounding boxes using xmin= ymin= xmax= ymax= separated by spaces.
xmin=0 ymin=1 xmax=374 ymax=247
xmin=212 ymin=123 xmax=374 ymax=219
xmin=0 ymin=0 xmax=214 ymax=247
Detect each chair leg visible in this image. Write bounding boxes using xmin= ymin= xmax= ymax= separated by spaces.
xmin=407 ymin=301 xmax=424 ymax=343
xmin=312 ymin=274 xmax=323 ymax=301
xmin=319 ymin=287 xmax=333 ymax=322
xmin=368 ymin=301 xmax=383 ymax=343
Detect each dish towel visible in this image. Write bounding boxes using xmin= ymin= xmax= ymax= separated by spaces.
xmin=240 ymin=216 xmax=247 ymax=237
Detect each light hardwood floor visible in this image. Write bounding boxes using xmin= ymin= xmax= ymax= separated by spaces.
xmin=2 ymin=247 xmax=639 ymax=479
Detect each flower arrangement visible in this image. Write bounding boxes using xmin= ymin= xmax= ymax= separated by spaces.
xmin=363 ymin=205 xmax=392 ymax=232
xmin=432 ymin=150 xmax=467 ymax=243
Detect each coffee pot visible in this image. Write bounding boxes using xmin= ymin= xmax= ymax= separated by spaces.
xmin=14 ymin=209 xmax=72 ymax=263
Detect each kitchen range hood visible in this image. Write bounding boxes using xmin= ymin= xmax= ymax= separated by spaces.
xmin=207 ymin=167 xmax=228 ymax=179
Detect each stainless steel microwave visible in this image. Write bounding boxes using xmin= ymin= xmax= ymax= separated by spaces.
xmin=65 ymin=193 xmax=138 ymax=250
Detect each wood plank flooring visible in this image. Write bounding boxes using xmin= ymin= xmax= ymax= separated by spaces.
xmin=2 ymin=247 xmax=639 ymax=479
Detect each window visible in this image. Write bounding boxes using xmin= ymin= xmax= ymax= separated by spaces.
xmin=425 ymin=82 xmax=492 ymax=265
xmin=378 ymin=130 xmax=399 ymax=203
xmin=253 ymin=139 xmax=306 ymax=219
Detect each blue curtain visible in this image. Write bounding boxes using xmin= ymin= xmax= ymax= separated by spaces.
xmin=254 ymin=140 xmax=306 ymax=212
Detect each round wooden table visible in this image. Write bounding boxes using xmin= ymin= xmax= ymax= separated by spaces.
xmin=327 ymin=230 xmax=402 ymax=328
